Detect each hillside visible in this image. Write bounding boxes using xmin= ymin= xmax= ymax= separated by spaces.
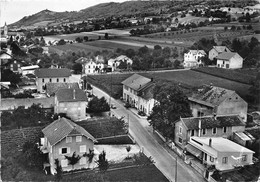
xmin=10 ymin=1 xmax=179 ymax=28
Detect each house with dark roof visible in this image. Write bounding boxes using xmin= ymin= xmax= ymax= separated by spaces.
xmin=174 ymin=115 xmax=245 ymax=149
xmin=35 ymin=68 xmax=71 ymax=93
xmin=41 ymin=117 xmax=97 ymax=175
xmin=208 ymin=46 xmax=231 ymax=60
xmin=54 ymin=89 xmax=87 ymax=121
xmin=46 ymin=82 xmax=79 ymax=97
xmin=188 ymin=85 xmax=247 ymax=122
xmin=216 ymin=52 xmax=243 ymax=69
xmin=121 ymin=74 xmax=155 ymax=115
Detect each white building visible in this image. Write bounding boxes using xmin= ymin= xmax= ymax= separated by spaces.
xmin=75 ymin=57 xmax=106 ymax=74
xmin=108 ymin=55 xmax=133 ymax=71
xmin=208 ymin=46 xmax=231 ymax=61
xmin=121 ymin=74 xmax=155 ymax=116
xmin=216 ymin=52 xmax=243 ymax=69
xmin=184 ymin=50 xmax=206 ymax=68
xmin=188 ymin=137 xmax=254 ymax=171
xmin=20 ymin=65 xmax=40 ymax=76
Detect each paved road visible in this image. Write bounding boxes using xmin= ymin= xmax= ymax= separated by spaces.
xmin=92 ymin=86 xmax=206 ymax=182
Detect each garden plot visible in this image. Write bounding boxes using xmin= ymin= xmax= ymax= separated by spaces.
xmin=95 ymin=144 xmax=140 ymax=163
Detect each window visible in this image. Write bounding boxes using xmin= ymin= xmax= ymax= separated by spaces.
xmin=76 ymin=136 xmax=82 ymax=142
xmin=223 ymin=127 xmax=227 ymax=133
xmin=191 ymin=130 xmax=194 ymax=136
xmin=66 ymin=137 xmax=72 ymax=143
xmin=179 ymin=126 xmax=182 ymax=134
xmin=178 ymin=137 xmax=182 ymax=144
xmin=202 ymin=128 xmax=206 ymax=135
xmin=212 ymin=128 xmax=217 ymax=134
xmin=42 ymin=78 xmax=44 ymax=83
xmin=61 ymin=148 xmax=67 ymax=154
xmin=64 ymin=78 xmax=66 ymax=82
xmin=242 ymin=155 xmax=247 ymax=162
xmin=89 ymin=66 xmax=90 ymax=68
xmin=222 ymin=157 xmax=228 ymax=164
xmin=57 ymin=78 xmax=59 ymax=82
xmin=61 ymin=159 xmax=68 ymax=167
xmin=210 ymin=156 xmax=214 ymax=162
xmin=50 ymin=78 xmax=52 ymax=82
xmin=80 ymin=145 xmax=86 ymax=153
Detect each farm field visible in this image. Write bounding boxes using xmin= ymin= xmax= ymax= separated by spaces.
xmin=83 ymin=40 xmax=142 ymax=50
xmin=86 ymin=70 xmax=252 ymax=100
xmin=49 ymin=43 xmax=111 ymax=55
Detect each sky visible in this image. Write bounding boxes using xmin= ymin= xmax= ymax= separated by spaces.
xmin=0 ymin=0 xmax=127 ymax=26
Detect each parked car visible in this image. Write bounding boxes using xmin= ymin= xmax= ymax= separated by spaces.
xmin=124 ymin=102 xmax=131 ymax=109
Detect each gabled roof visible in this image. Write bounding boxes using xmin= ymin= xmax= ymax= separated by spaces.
xmin=35 ymin=68 xmax=71 ymax=78
xmin=56 ymin=88 xmax=87 ymax=102
xmin=188 ymin=50 xmax=206 ymax=55
xmin=139 ymin=82 xmax=155 ymax=100
xmin=212 ymin=46 xmax=230 ymax=53
xmin=181 ymin=115 xmax=245 ymax=130
xmin=42 ymin=117 xmax=97 ymax=146
xmin=216 ymin=52 xmax=239 ymax=60
xmin=188 ymin=85 xmax=235 ymax=107
xmin=46 ymin=82 xmax=79 ymax=96
xmin=121 ymin=74 xmax=152 ymax=91
xmin=75 ymin=57 xmax=89 ymax=64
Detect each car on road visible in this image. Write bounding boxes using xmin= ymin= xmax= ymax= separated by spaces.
xmin=110 ymin=104 xmax=117 ymax=109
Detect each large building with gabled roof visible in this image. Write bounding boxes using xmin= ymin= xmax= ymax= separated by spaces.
xmin=188 ymin=85 xmax=248 ymax=122
xmin=54 ymin=88 xmax=87 ymax=121
xmin=122 ymin=73 xmax=155 ymax=115
xmin=41 ymin=117 xmax=97 ymax=174
xmin=35 ymin=68 xmax=71 ymax=93
xmin=216 ymin=52 xmax=243 ymax=69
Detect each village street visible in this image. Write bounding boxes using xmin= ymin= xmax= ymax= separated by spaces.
xmin=91 ymin=85 xmax=206 ymax=182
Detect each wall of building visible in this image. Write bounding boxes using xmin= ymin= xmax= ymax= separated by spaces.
xmin=208 ymin=49 xmax=218 ymax=60
xmin=189 ymin=102 xmax=214 ymax=118
xmin=138 ymin=97 xmax=155 ymax=116
xmin=229 ymin=54 xmax=243 ymax=69
xmin=55 ymin=101 xmax=87 ymax=121
xmin=174 ymin=121 xmax=188 ymax=149
xmin=50 ymin=135 xmax=94 ymax=174
xmin=217 ymin=94 xmax=248 ymax=122
xmin=36 ymin=76 xmax=69 ymax=93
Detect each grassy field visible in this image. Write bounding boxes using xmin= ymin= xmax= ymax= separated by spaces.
xmin=83 ymin=40 xmax=141 ymax=50
xmin=87 ymin=70 xmax=252 ymax=100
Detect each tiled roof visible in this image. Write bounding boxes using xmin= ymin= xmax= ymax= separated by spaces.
xmin=42 ymin=117 xmax=97 ymax=146
xmin=35 ymin=68 xmax=71 ymax=78
xmin=188 ymin=85 xmax=235 ymax=107
xmin=189 ymin=50 xmax=206 ymax=55
xmin=75 ymin=57 xmax=90 ymax=64
xmin=46 ymin=82 xmax=79 ymax=96
xmin=181 ymin=115 xmax=245 ymax=130
xmin=0 ymin=97 xmax=54 ymax=111
xmin=213 ymin=46 xmax=230 ymax=53
xmin=139 ymin=82 xmax=155 ymax=100
xmin=215 ymin=52 xmax=238 ymax=60
xmin=56 ymin=88 xmax=87 ymax=102
xmin=121 ymin=74 xmax=152 ymax=91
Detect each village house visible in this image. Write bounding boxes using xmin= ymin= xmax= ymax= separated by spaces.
xmin=35 ymin=68 xmax=71 ymax=93
xmin=46 ymin=82 xmax=79 ymax=97
xmin=174 ymin=115 xmax=246 ymax=149
xmin=208 ymin=46 xmax=231 ymax=61
xmin=122 ymin=74 xmax=155 ymax=116
xmin=41 ymin=117 xmax=97 ymax=175
xmin=188 ymin=136 xmax=254 ymax=171
xmin=54 ymin=88 xmax=87 ymax=121
xmin=108 ymin=55 xmax=133 ymax=71
xmin=75 ymin=57 xmax=106 ymax=74
xmin=216 ymin=52 xmax=243 ymax=69
xmin=2 ymin=59 xmax=26 ymax=73
xmin=188 ymin=85 xmax=248 ymax=122
xmin=0 ymin=51 xmax=12 ymax=65
xmin=184 ymin=50 xmax=206 ymax=68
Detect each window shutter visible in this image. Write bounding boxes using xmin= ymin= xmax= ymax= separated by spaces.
xmin=59 ymin=148 xmax=62 ymax=154
xmin=67 ymin=147 xmax=70 ymax=154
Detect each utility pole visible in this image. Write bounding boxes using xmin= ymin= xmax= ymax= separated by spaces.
xmin=175 ymin=157 xmax=177 ymax=182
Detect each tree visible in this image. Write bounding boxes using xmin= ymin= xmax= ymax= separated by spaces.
xmin=83 ymin=36 xmax=89 ymax=42
xmin=148 ymin=83 xmax=192 ymax=140
xmin=87 ymin=96 xmax=110 ymax=112
xmin=104 ymin=33 xmax=109 ymax=39
xmin=20 ymin=141 xmax=44 ymax=169
xmin=75 ymin=37 xmax=83 ymax=43
xmin=133 ymin=152 xmax=154 ymax=166
xmin=154 ymin=45 xmax=162 ymax=50
xmin=1 ymin=69 xmax=21 ymax=86
xmin=118 ymin=60 xmax=127 ymax=69
xmin=72 ymin=63 xmax=82 ymax=74
xmin=96 ymin=150 xmax=109 ymax=173
xmin=110 ymin=117 xmax=128 ymax=136
xmin=57 ymin=39 xmax=66 ymax=45
xmin=55 ymin=159 xmax=63 ymax=181
xmin=65 ymin=152 xmax=81 ymax=171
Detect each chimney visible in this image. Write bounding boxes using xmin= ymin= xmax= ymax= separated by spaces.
xmin=209 ymin=138 xmax=212 ymax=147
xmin=198 ymin=119 xmax=201 ymax=137
xmin=139 ymin=84 xmax=142 ymax=88
xmin=73 ymin=89 xmax=76 ymax=99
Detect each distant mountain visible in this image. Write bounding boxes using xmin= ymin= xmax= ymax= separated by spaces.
xmin=10 ymin=1 xmax=175 ymax=28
